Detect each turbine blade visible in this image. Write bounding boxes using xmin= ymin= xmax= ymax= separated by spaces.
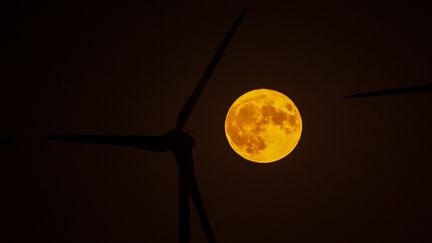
xmin=0 ymin=137 xmax=17 ymax=146
xmin=175 ymin=5 xmax=248 ymax=131
xmin=45 ymin=135 xmax=167 ymax=152
xmin=345 ymin=83 xmax=432 ymax=98
xmin=173 ymin=150 xmax=216 ymax=243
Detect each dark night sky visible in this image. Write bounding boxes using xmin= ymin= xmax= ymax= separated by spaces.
xmin=4 ymin=1 xmax=432 ymax=242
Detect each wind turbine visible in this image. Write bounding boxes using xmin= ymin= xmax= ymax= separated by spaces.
xmin=345 ymin=83 xmax=432 ymax=98
xmin=45 ymin=6 xmax=248 ymax=243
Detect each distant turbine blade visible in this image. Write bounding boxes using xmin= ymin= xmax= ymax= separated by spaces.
xmin=345 ymin=83 xmax=432 ymax=98
xmin=175 ymin=5 xmax=249 ymax=131
xmin=45 ymin=135 xmax=167 ymax=152
xmin=0 ymin=137 xmax=17 ymax=146
xmin=173 ymin=150 xmax=216 ymax=243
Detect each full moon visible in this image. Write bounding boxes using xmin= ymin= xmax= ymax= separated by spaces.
xmin=225 ymin=89 xmax=302 ymax=163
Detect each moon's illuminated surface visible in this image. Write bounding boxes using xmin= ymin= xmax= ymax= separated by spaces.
xmin=225 ymin=89 xmax=302 ymax=163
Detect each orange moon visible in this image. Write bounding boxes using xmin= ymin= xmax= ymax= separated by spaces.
xmin=224 ymin=89 xmax=302 ymax=163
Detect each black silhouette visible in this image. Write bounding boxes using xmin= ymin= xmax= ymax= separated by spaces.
xmin=45 ymin=6 xmax=248 ymax=243
xmin=345 ymin=83 xmax=432 ymax=99
xmin=0 ymin=137 xmax=16 ymax=146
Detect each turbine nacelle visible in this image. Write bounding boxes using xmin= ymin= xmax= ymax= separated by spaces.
xmin=164 ymin=129 xmax=196 ymax=152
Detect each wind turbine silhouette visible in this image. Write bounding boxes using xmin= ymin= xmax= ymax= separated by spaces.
xmin=45 ymin=6 xmax=248 ymax=243
xmin=345 ymin=83 xmax=432 ymax=98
